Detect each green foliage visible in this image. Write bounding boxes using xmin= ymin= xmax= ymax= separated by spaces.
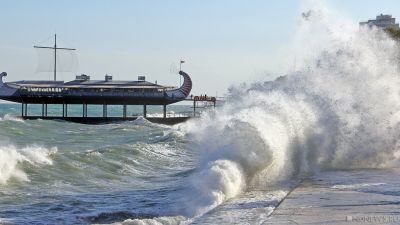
xmin=385 ymin=27 xmax=400 ymax=40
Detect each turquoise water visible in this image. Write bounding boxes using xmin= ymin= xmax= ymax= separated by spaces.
xmin=9 ymin=103 xmax=193 ymax=118
xmin=0 ymin=103 xmax=198 ymax=224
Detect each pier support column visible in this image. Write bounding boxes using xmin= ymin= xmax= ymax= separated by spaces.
xmin=103 ymin=104 xmax=107 ymax=118
xmin=83 ymin=103 xmax=88 ymax=118
xmin=45 ymin=104 xmax=48 ymax=117
xmin=21 ymin=103 xmax=24 ymax=117
xmin=62 ymin=104 xmax=68 ymax=118
xmin=193 ymin=100 xmax=196 ymax=117
xmin=163 ymin=105 xmax=167 ymax=118
xmin=123 ymin=105 xmax=127 ymax=118
xmin=23 ymin=103 xmax=28 ymax=117
xmin=143 ymin=105 xmax=147 ymax=118
xmin=62 ymin=103 xmax=65 ymax=118
xmin=41 ymin=104 xmax=45 ymax=117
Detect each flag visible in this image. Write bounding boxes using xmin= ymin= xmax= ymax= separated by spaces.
xmin=180 ymin=60 xmax=185 ymax=64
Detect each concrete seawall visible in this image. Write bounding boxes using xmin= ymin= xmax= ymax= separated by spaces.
xmin=265 ymin=169 xmax=400 ymax=225
xmin=190 ymin=168 xmax=400 ymax=224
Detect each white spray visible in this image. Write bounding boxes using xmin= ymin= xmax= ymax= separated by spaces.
xmin=180 ymin=1 xmax=400 ymax=218
xmin=0 ymin=145 xmax=56 ymax=184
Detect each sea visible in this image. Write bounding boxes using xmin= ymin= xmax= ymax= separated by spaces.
xmin=1 ymin=2 xmax=400 ymax=225
xmin=0 ymin=104 xmax=293 ymax=225
xmin=0 ymin=104 xmax=197 ymax=224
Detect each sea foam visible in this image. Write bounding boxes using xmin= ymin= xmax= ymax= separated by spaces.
xmin=0 ymin=114 xmax=24 ymax=122
xmin=0 ymin=145 xmax=56 ymax=184
xmin=178 ymin=0 xmax=400 ymax=218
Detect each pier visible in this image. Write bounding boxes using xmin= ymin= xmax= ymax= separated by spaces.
xmin=17 ymin=96 xmax=219 ymax=124
xmin=0 ymin=35 xmax=228 ymax=125
xmin=0 ymin=36 xmax=222 ymax=125
xmin=21 ymin=116 xmax=191 ymax=125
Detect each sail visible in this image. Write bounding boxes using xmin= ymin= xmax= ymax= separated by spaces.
xmin=35 ymin=48 xmax=79 ymax=73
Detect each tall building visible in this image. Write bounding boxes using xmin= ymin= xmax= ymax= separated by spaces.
xmin=360 ymin=14 xmax=399 ymax=29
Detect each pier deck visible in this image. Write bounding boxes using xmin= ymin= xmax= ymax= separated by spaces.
xmin=20 ymin=116 xmax=191 ymax=125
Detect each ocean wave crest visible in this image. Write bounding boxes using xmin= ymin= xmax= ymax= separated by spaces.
xmin=176 ymin=1 xmax=400 ymax=219
xmin=0 ymin=114 xmax=24 ymax=122
xmin=0 ymin=145 xmax=56 ymax=184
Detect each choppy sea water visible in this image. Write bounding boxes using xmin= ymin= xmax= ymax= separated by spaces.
xmin=0 ymin=104 xmax=295 ymax=225
xmin=0 ymin=104 xmax=198 ymax=224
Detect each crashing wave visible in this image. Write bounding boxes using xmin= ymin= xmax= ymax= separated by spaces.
xmin=177 ymin=1 xmax=400 ymax=218
xmin=0 ymin=145 xmax=56 ymax=184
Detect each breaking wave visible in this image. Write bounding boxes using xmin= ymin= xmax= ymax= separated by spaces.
xmin=100 ymin=216 xmax=186 ymax=225
xmin=0 ymin=145 xmax=56 ymax=184
xmin=0 ymin=114 xmax=24 ymax=122
xmin=177 ymin=0 xmax=400 ymax=218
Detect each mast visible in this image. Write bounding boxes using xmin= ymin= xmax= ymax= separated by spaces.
xmin=54 ymin=34 xmax=57 ymax=81
xmin=34 ymin=34 xmax=76 ymax=81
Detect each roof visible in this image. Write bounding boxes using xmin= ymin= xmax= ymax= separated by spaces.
xmin=8 ymin=79 xmax=176 ymax=89
xmin=65 ymin=80 xmax=162 ymax=86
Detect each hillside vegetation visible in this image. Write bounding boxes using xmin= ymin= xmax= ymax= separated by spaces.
xmin=385 ymin=27 xmax=400 ymax=40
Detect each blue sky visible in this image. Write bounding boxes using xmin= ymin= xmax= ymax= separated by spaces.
xmin=0 ymin=0 xmax=399 ymax=96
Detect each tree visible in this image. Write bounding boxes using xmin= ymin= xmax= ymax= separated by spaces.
xmin=385 ymin=27 xmax=400 ymax=40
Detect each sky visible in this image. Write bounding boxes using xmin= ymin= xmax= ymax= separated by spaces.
xmin=0 ymin=0 xmax=400 ymax=97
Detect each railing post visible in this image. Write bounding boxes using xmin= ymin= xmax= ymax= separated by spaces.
xmin=163 ymin=104 xmax=166 ymax=118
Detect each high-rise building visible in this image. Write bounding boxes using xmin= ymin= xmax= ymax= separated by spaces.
xmin=360 ymin=14 xmax=399 ymax=29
